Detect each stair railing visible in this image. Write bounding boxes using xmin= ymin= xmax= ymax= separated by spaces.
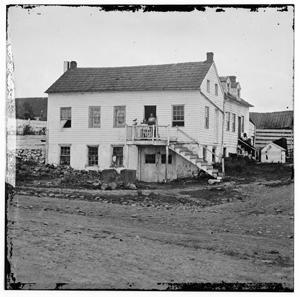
xmin=238 ymin=137 xmax=257 ymax=158
xmin=176 ymin=127 xmax=221 ymax=163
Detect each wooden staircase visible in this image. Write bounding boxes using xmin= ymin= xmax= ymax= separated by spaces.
xmin=169 ymin=143 xmax=223 ymax=180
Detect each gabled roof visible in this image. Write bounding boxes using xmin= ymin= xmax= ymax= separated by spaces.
xmin=225 ymin=93 xmax=253 ymax=107
xmin=262 ymin=142 xmax=286 ymax=151
xmin=46 ymin=60 xmax=213 ymax=94
xmin=250 ymin=111 xmax=293 ymax=129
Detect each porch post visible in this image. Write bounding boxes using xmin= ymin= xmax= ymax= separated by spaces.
xmin=165 ymin=145 xmax=169 ymax=182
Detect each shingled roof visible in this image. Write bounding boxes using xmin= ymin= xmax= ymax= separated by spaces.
xmin=250 ymin=111 xmax=293 ymax=129
xmin=225 ymin=93 xmax=253 ymax=108
xmin=46 ymin=60 xmax=213 ymax=94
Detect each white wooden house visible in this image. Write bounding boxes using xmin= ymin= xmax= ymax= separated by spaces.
xmin=45 ymin=53 xmax=253 ymax=182
xmin=261 ymin=142 xmax=286 ymax=163
xmin=219 ymin=76 xmax=254 ymax=157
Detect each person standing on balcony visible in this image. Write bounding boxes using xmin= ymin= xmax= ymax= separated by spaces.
xmin=148 ymin=113 xmax=156 ymax=125
xmin=148 ymin=113 xmax=157 ymax=138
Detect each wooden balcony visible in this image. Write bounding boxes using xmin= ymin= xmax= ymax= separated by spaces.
xmin=126 ymin=125 xmax=177 ymax=145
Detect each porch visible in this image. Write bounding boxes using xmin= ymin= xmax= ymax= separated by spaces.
xmin=125 ymin=125 xmax=178 ymax=145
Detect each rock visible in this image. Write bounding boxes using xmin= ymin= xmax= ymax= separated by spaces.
xmin=102 ymin=169 xmax=119 ymax=184
xmin=120 ymin=169 xmax=136 ymax=185
xmin=127 ymin=183 xmax=137 ymax=190
xmin=101 ymin=183 xmax=108 ymax=190
xmin=92 ymin=182 xmax=101 ymax=187
xmin=208 ymin=179 xmax=221 ymax=185
xmin=108 ymin=182 xmax=117 ymax=190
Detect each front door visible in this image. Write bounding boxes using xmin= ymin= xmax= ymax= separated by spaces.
xmin=238 ymin=116 xmax=242 ymax=138
xmin=144 ymin=105 xmax=157 ymax=122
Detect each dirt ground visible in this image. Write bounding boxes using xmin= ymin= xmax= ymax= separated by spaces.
xmin=6 ymin=168 xmax=294 ymax=290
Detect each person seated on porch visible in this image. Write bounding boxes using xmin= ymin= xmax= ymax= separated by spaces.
xmin=148 ymin=113 xmax=156 ymax=125
xmin=241 ymin=132 xmax=248 ymax=142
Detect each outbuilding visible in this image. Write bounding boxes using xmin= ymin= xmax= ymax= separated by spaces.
xmin=261 ymin=142 xmax=286 ymax=163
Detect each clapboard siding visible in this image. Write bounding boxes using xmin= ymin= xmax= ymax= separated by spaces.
xmin=223 ymin=100 xmax=249 ymax=154
xmin=200 ymin=63 xmax=224 ymax=111
xmin=47 ymin=90 xmax=223 ymax=168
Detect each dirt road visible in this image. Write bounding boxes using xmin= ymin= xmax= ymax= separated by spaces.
xmin=6 ymin=182 xmax=293 ymax=290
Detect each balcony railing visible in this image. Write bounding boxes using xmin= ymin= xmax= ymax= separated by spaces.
xmin=126 ymin=125 xmax=177 ymax=143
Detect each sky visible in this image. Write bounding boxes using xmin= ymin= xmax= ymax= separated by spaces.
xmin=7 ymin=5 xmax=294 ymax=112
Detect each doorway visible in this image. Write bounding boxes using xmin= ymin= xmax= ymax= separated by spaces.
xmin=144 ymin=105 xmax=157 ymax=122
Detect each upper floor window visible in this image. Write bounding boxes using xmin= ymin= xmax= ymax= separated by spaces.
xmin=207 ymin=80 xmax=210 ymax=93
xmin=89 ymin=106 xmax=101 ymax=128
xmin=113 ymin=106 xmax=126 ymax=128
xmin=232 ymin=113 xmax=236 ymax=132
xmin=227 ymin=83 xmax=230 ymax=93
xmin=215 ymin=84 xmax=218 ymax=96
xmin=172 ymin=105 xmax=184 ymax=127
xmin=60 ymin=107 xmax=71 ymax=128
xmin=226 ymin=112 xmax=230 ymax=131
xmin=88 ymin=145 xmax=98 ymax=166
xmin=205 ymin=106 xmax=209 ymax=129
xmin=238 ymin=89 xmax=241 ymax=98
xmin=60 ymin=145 xmax=70 ymax=165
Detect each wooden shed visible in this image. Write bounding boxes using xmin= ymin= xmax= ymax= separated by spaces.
xmin=261 ymin=142 xmax=286 ymax=163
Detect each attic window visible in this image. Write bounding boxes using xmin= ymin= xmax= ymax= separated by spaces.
xmin=215 ymin=84 xmax=218 ymax=96
xmin=207 ymin=80 xmax=210 ymax=93
xmin=238 ymin=89 xmax=241 ymax=98
xmin=60 ymin=107 xmax=71 ymax=128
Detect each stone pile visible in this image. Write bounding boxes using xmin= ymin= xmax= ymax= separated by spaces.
xmin=16 ymin=159 xmax=136 ymax=190
xmin=16 ymin=149 xmax=45 ymax=164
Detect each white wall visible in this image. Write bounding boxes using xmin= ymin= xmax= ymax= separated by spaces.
xmin=47 ymin=89 xmax=224 ymax=169
xmin=223 ymin=100 xmax=250 ymax=156
xmin=200 ymin=63 xmax=224 ymax=111
xmin=261 ymin=144 xmax=286 ymax=163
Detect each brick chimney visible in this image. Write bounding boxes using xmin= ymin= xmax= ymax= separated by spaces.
xmin=70 ymin=61 xmax=77 ymax=69
xmin=63 ymin=61 xmax=77 ymax=73
xmin=206 ymin=52 xmax=214 ymax=63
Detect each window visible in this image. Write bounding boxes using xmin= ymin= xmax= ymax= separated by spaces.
xmin=88 ymin=146 xmax=98 ymax=166
xmin=226 ymin=112 xmax=230 ymax=131
xmin=112 ymin=146 xmax=123 ymax=167
xmin=227 ymin=83 xmax=230 ymax=93
xmin=145 ymin=154 xmax=156 ymax=164
xmin=223 ymin=147 xmax=227 ymax=157
xmin=212 ymin=147 xmax=216 ymax=163
xmin=89 ymin=106 xmax=101 ymax=128
xmin=241 ymin=116 xmax=245 ymax=132
xmin=172 ymin=105 xmax=184 ymax=127
xmin=203 ymin=146 xmax=207 ymax=162
xmin=161 ymin=154 xmax=172 ymax=164
xmin=207 ymin=80 xmax=210 ymax=93
xmin=113 ymin=106 xmax=126 ymax=128
xmin=205 ymin=106 xmax=209 ymax=129
xmin=232 ymin=113 xmax=236 ymax=132
xmin=60 ymin=146 xmax=70 ymax=165
xmin=237 ymin=89 xmax=241 ymax=98
xmin=215 ymin=84 xmax=218 ymax=96
xmin=60 ymin=107 xmax=71 ymax=128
